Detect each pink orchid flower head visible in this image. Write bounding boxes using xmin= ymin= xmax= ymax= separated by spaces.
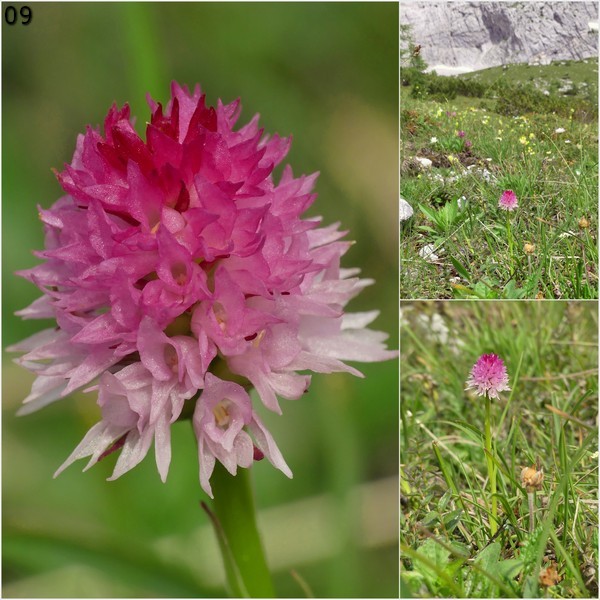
xmin=9 ymin=82 xmax=396 ymax=496
xmin=465 ymin=353 xmax=511 ymax=399
xmin=499 ymin=189 xmax=518 ymax=211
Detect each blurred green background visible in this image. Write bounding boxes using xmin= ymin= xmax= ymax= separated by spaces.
xmin=3 ymin=3 xmax=399 ymax=598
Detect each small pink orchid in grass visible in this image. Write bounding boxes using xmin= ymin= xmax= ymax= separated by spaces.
xmin=10 ymin=82 xmax=396 ymax=497
xmin=498 ymin=189 xmax=518 ymax=211
xmin=457 ymin=130 xmax=466 ymax=138
xmin=465 ymin=352 xmax=510 ymax=536
xmin=465 ymin=353 xmax=511 ymax=399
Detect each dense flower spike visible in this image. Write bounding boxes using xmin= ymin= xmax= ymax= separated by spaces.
xmin=465 ymin=353 xmax=511 ymax=399
xmin=10 ymin=83 xmax=396 ymax=496
xmin=498 ymin=189 xmax=518 ymax=211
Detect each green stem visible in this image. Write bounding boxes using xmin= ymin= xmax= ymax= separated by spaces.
xmin=527 ymin=491 xmax=535 ymax=533
xmin=506 ymin=214 xmax=514 ymax=272
xmin=484 ymin=396 xmax=498 ymax=536
xmin=210 ymin=463 xmax=275 ymax=598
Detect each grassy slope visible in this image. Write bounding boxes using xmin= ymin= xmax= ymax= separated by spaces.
xmin=400 ymin=59 xmax=598 ymax=300
xmin=459 ymin=58 xmax=598 ymax=99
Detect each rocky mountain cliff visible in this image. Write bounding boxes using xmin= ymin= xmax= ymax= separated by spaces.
xmin=401 ymin=1 xmax=598 ymax=74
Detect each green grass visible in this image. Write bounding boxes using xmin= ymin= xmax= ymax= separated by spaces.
xmin=401 ymin=301 xmax=598 ymax=598
xmin=460 ymin=58 xmax=598 ymax=102
xmin=400 ymin=59 xmax=598 ymax=299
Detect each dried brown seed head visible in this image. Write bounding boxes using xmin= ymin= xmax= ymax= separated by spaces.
xmin=578 ymin=216 xmax=590 ymax=230
xmin=539 ymin=562 xmax=561 ymax=587
xmin=521 ymin=465 xmax=544 ymax=491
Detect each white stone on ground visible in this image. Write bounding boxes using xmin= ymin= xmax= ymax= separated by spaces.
xmin=400 ymin=197 xmax=414 ymax=222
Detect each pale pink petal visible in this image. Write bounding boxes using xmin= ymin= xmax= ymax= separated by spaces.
xmin=247 ymin=414 xmax=292 ymax=479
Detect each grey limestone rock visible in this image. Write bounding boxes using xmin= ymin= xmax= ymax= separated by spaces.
xmin=401 ymin=1 xmax=598 ymax=73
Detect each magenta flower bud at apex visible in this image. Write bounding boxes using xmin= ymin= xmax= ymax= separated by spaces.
xmin=465 ymin=353 xmax=511 ymax=399
xmin=457 ymin=130 xmax=466 ymax=138
xmin=498 ymin=189 xmax=518 ymax=211
xmin=9 ymin=83 xmax=397 ymax=496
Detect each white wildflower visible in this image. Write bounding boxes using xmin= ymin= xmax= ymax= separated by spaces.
xmin=480 ymin=168 xmax=493 ymax=182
